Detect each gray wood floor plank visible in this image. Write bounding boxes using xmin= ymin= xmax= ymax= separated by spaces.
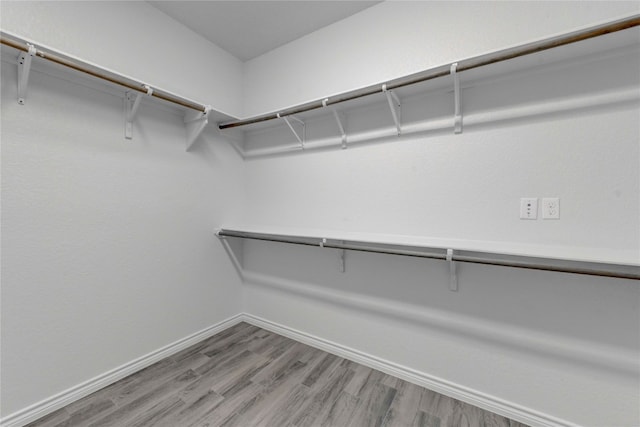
xmin=253 ymin=383 xmax=309 ymax=427
xmin=484 ymin=410 xmax=518 ymax=427
xmin=348 ymin=383 xmax=397 ymax=427
xmin=25 ymin=322 xmax=530 ymax=427
xmin=87 ymin=370 xmax=199 ymax=427
xmin=447 ymin=400 xmax=486 ymax=427
xmin=301 ymin=352 xmax=340 ymax=388
xmin=344 ymin=363 xmax=374 ymax=396
xmin=226 ymin=363 xmax=309 ymax=426
xmin=293 ymin=363 xmax=356 ymax=427
xmin=320 ymin=390 xmax=360 ymax=427
xmin=381 ymin=380 xmax=424 ymax=427
xmin=418 ymin=387 xmax=456 ymax=425
xmin=52 ymin=398 xmax=115 ymax=427
xmin=127 ymin=395 xmax=185 ymax=427
xmin=250 ymin=341 xmax=310 ymax=384
xmin=186 ymin=382 xmax=263 ymax=427
xmin=158 ymin=389 xmax=224 ymax=427
xmin=412 ymin=410 xmax=442 ymax=427
xmin=23 ymin=408 xmax=69 ymax=427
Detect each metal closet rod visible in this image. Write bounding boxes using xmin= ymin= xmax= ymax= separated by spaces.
xmin=0 ymin=33 xmax=208 ymax=113
xmin=216 ymin=229 xmax=640 ymax=280
xmin=218 ymin=14 xmax=640 ymax=130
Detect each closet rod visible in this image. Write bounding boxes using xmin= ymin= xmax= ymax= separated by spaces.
xmin=216 ymin=229 xmax=640 ymax=280
xmin=0 ymin=33 xmax=207 ymax=113
xmin=218 ymin=14 xmax=640 ymax=130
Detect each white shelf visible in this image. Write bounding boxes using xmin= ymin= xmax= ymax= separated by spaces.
xmin=219 ymin=225 xmax=640 ymax=269
xmin=219 ymin=19 xmax=640 ymax=158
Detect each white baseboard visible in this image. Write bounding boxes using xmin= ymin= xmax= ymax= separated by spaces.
xmin=1 ymin=310 xmax=580 ymax=427
xmin=0 ymin=314 xmax=244 ymax=427
xmin=241 ymin=313 xmax=581 ymax=427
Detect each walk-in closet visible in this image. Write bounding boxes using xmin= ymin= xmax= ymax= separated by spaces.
xmin=1 ymin=2 xmax=639 ymax=426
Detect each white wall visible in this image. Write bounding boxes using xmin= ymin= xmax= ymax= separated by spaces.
xmin=243 ymin=0 xmax=640 ymax=116
xmin=0 ymin=1 xmax=244 ymax=419
xmin=239 ymin=2 xmax=640 ymax=426
xmin=1 ymin=1 xmax=639 ymax=426
xmin=0 ymin=1 xmax=244 ymax=118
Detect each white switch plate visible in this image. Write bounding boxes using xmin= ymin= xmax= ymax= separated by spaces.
xmin=520 ymin=198 xmax=538 ymax=219
xmin=542 ymin=198 xmax=560 ymax=219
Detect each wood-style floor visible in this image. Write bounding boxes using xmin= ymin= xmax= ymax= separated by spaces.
xmin=26 ymin=322 xmax=530 ymax=427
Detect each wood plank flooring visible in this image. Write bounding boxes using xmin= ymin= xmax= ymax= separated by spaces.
xmin=26 ymin=322 xmax=530 ymax=427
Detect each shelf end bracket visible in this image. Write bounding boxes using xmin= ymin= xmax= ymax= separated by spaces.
xmin=17 ymin=43 xmax=36 ymax=105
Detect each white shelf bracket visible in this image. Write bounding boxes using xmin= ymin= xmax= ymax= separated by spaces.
xmin=339 ymin=248 xmax=346 ymax=273
xmin=184 ymin=105 xmax=212 ymax=151
xmin=446 ymin=248 xmax=458 ymax=292
xmin=450 ymin=63 xmax=463 ymax=134
xmin=278 ymin=113 xmax=305 ymax=149
xmin=17 ymin=44 xmax=36 ymax=105
xmin=383 ymin=84 xmax=401 ymax=136
xmin=332 ymin=109 xmax=348 ymax=149
xmin=323 ymin=98 xmax=348 ymax=149
xmin=125 ymin=85 xmax=153 ymax=140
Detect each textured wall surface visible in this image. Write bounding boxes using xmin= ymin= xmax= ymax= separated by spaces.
xmin=239 ymin=2 xmax=640 ymax=426
xmin=1 ymin=1 xmax=639 ymax=426
xmin=0 ymin=3 xmax=245 ymax=417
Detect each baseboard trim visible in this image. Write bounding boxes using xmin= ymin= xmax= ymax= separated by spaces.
xmin=2 ymin=311 xmax=582 ymax=427
xmin=241 ymin=313 xmax=581 ymax=427
xmin=0 ymin=314 xmax=244 ymax=427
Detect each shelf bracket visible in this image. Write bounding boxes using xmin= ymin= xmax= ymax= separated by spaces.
xmin=215 ymin=229 xmax=244 ymax=279
xmin=339 ymin=247 xmax=346 ymax=273
xmin=450 ymin=63 xmax=462 ymax=134
xmin=446 ymin=248 xmax=458 ymax=292
xmin=332 ymin=109 xmax=348 ymax=149
xmin=278 ymin=113 xmax=305 ymax=149
xmin=125 ymin=85 xmax=153 ymax=140
xmin=383 ymin=84 xmax=401 ymax=136
xmin=184 ymin=105 xmax=212 ymax=151
xmin=17 ymin=43 xmax=37 ymax=105
xmin=324 ymin=98 xmax=348 ymax=149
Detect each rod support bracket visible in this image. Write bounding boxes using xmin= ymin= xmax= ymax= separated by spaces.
xmin=450 ymin=63 xmax=462 ymax=134
xmin=332 ymin=109 xmax=348 ymax=149
xmin=184 ymin=105 xmax=212 ymax=151
xmin=447 ymin=248 xmax=458 ymax=291
xmin=382 ymin=84 xmax=401 ymax=135
xmin=17 ymin=43 xmax=36 ymax=105
xmin=339 ymin=247 xmax=346 ymax=273
xmin=125 ymin=84 xmax=153 ymax=140
xmin=278 ymin=113 xmax=306 ymax=149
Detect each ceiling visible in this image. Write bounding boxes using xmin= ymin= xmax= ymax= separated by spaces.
xmin=147 ymin=1 xmax=381 ymax=62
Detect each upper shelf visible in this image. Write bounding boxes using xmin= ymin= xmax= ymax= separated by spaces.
xmin=0 ymin=30 xmax=238 ymax=150
xmin=219 ymin=14 xmax=639 ymax=131
xmin=217 ymin=15 xmax=640 ymax=158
